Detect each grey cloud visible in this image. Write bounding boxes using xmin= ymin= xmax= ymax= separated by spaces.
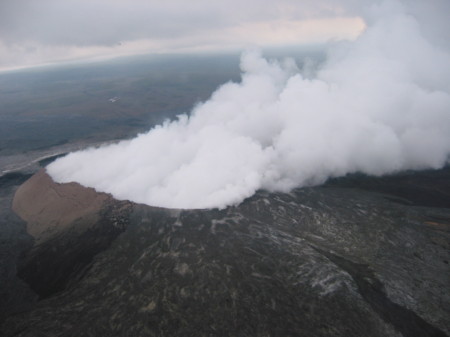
xmin=0 ymin=0 xmax=226 ymax=46
xmin=0 ymin=0 xmax=374 ymax=47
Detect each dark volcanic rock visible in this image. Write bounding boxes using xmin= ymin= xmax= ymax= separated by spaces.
xmin=2 ymin=169 xmax=450 ymax=337
xmin=326 ymin=166 xmax=450 ymax=208
xmin=0 ymin=172 xmax=36 ymax=325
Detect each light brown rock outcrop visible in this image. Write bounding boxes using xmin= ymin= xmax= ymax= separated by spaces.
xmin=12 ymin=169 xmax=111 ymax=244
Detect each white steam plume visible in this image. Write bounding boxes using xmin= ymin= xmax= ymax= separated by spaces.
xmin=47 ymin=1 xmax=450 ymax=209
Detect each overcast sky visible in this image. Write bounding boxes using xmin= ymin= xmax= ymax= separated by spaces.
xmin=0 ymin=0 xmax=367 ymax=71
xmin=0 ymin=0 xmax=448 ymax=72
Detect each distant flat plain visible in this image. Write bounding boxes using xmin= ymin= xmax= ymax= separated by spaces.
xmin=0 ymin=48 xmax=325 ymax=174
xmin=1 ymin=54 xmax=242 ymax=152
xmin=0 ymin=53 xmax=242 ymax=173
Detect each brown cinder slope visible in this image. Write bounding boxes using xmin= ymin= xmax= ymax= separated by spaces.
xmin=11 ymin=168 xmax=131 ymax=298
xmin=12 ymin=169 xmax=110 ymax=244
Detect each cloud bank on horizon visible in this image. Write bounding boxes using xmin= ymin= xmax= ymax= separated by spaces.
xmin=0 ymin=0 xmax=368 ymax=71
xmin=47 ymin=0 xmax=450 ymax=209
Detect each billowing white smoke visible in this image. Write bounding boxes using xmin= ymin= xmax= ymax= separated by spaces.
xmin=47 ymin=1 xmax=450 ymax=209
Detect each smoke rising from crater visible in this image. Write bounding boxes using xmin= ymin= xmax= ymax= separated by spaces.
xmin=47 ymin=1 xmax=450 ymax=209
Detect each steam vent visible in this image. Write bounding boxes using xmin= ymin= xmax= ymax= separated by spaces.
xmin=2 ymin=167 xmax=450 ymax=337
